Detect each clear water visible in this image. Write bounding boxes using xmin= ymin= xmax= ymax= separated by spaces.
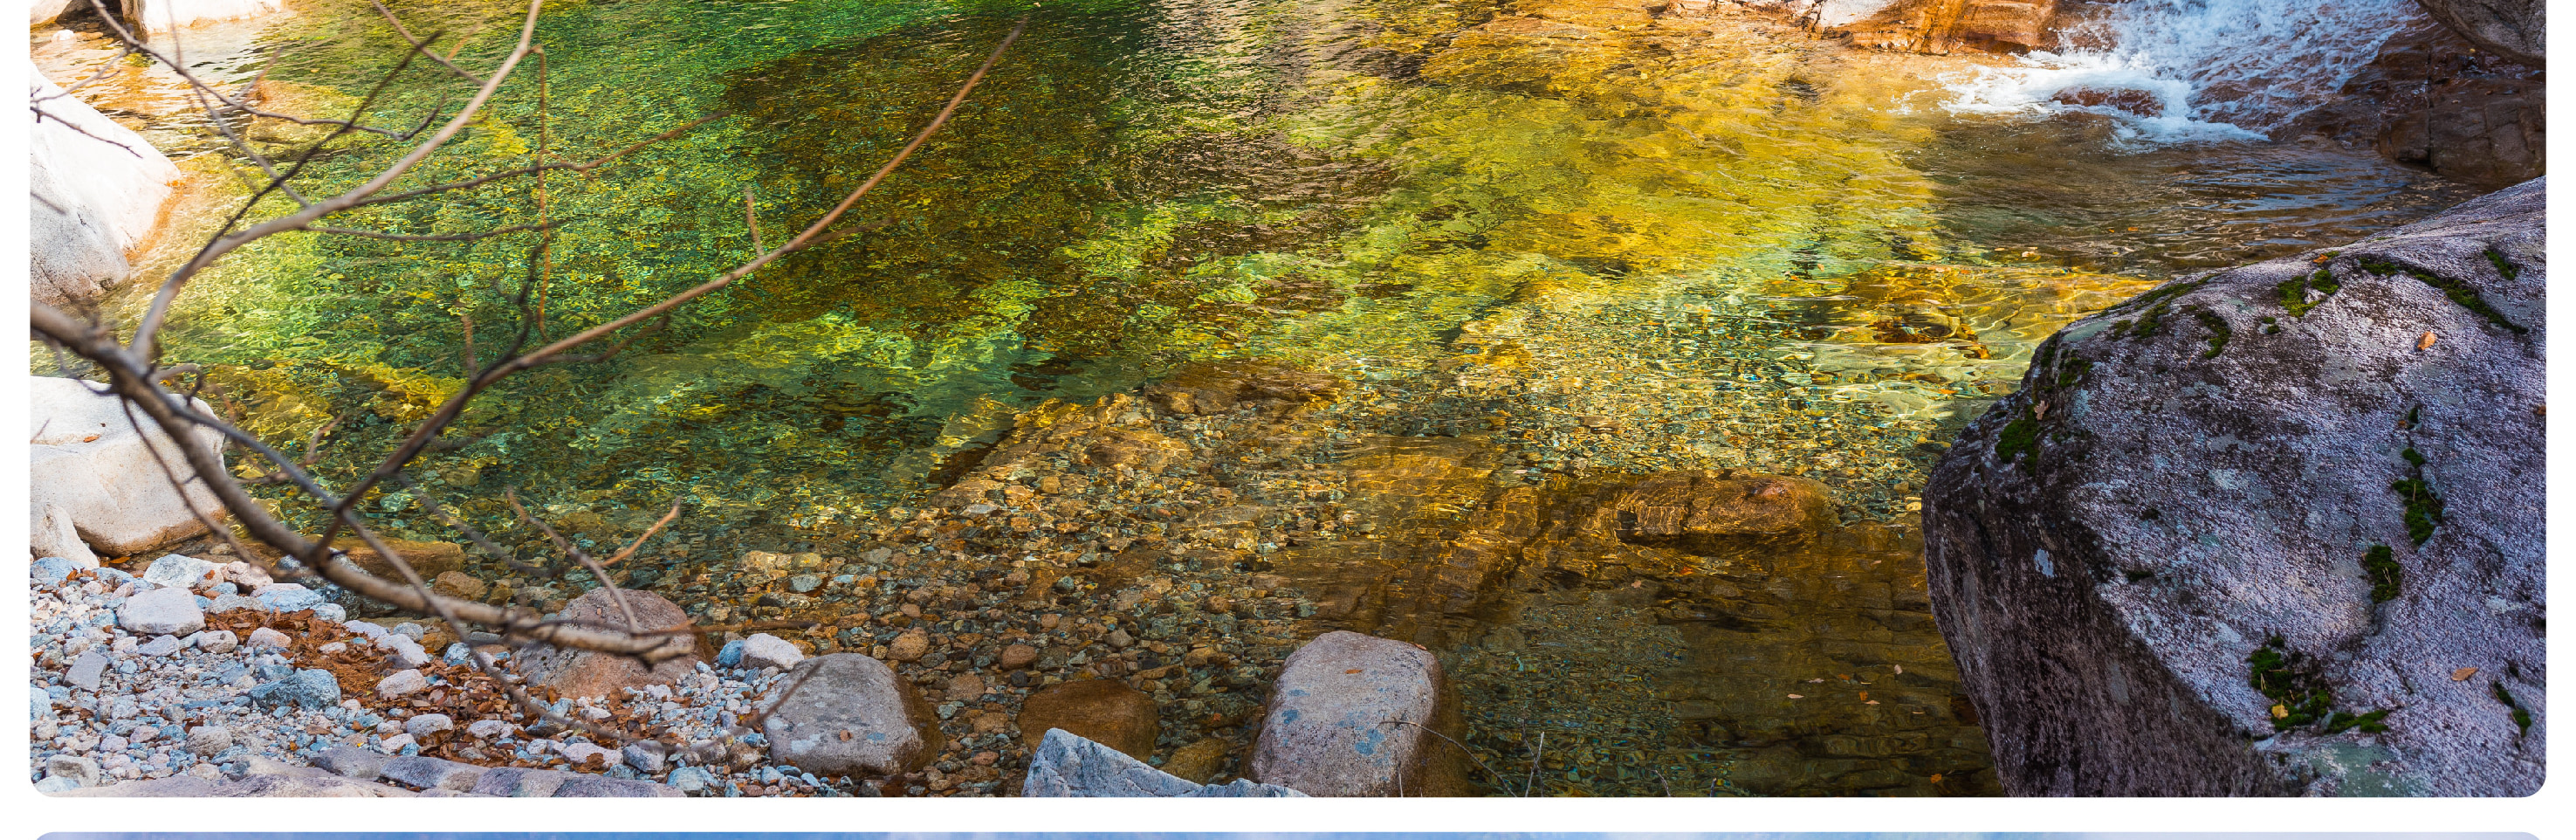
xmin=38 ymin=0 xmax=2486 ymax=795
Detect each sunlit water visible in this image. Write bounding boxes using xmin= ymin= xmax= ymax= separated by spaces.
xmin=38 ymin=0 xmax=2485 ymax=795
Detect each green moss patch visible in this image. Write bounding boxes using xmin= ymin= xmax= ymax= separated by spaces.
xmin=2192 ymin=308 xmax=2232 ymax=358
xmin=2277 ymin=269 xmax=2341 ymax=317
xmin=2323 ymin=709 xmax=2391 ymax=734
xmin=2391 ymin=477 xmax=2443 ymax=546
xmin=2356 ymin=256 xmax=2525 ymax=334
xmin=2250 ymin=637 xmax=2334 ymax=730
xmin=2492 ymin=682 xmax=2532 ymax=735
xmin=2484 ymin=249 xmax=2519 ymax=281
xmin=2362 ymin=544 xmax=2401 ymax=602
xmin=2056 ymin=358 xmax=2092 ymax=389
xmin=1994 ymin=406 xmax=2040 ymax=468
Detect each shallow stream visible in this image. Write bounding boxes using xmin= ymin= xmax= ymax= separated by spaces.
xmin=38 ymin=0 xmax=2487 ymax=795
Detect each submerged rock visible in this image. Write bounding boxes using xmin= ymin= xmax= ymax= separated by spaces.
xmin=1923 ymin=179 xmax=2544 ymax=795
xmin=1020 ymin=729 xmax=1304 ymax=797
xmin=1017 ymin=678 xmax=1159 ymax=761
xmin=1247 ymin=630 xmax=1468 ymax=796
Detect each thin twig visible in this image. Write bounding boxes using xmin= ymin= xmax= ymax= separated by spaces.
xmin=600 ymin=501 xmax=683 ymax=568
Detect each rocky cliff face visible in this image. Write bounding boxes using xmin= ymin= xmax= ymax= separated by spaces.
xmin=2283 ymin=17 xmax=2542 ymax=188
xmin=1923 ymin=179 xmax=2544 ymax=796
xmin=2413 ymin=0 xmax=2543 ymax=67
xmin=1834 ymin=0 xmax=2063 ymax=54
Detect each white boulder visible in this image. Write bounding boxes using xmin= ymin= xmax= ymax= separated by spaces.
xmin=29 ymin=376 xmax=228 ymax=559
xmin=29 ymin=62 xmax=178 ymax=308
xmin=125 ymin=0 xmax=287 ymax=33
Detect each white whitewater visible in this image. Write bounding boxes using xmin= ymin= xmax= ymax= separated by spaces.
xmin=1941 ymin=0 xmax=2430 ymax=138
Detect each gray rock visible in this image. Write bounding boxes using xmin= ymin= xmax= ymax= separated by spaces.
xmin=381 ymin=634 xmax=432 ymax=668
xmin=214 ymin=595 xmax=265 ymax=615
xmin=191 ymin=630 xmax=238 ymax=654
xmin=313 ymin=746 xmax=395 ymax=780
xmin=247 ymin=669 xmax=341 ymax=711
xmin=141 ymin=554 xmax=220 ymax=589
xmin=32 ymin=556 xmax=78 ymax=586
xmin=1247 ymin=630 xmax=1469 ymax=796
xmin=380 ymin=755 xmax=487 ymax=791
xmin=664 ymin=765 xmax=717 ymax=794
xmin=468 ymin=767 xmax=577 ymax=797
xmin=137 ymin=635 xmax=183 ymax=657
xmin=65 ymin=650 xmax=108 ymax=691
xmin=1924 ymin=179 xmax=2545 ymax=796
xmin=1021 ymin=729 xmax=1307 ymax=797
xmin=185 ymin=725 xmax=233 ymax=755
xmin=761 ymin=653 xmax=940 ymax=777
xmin=252 ymin=583 xmax=326 ymax=612
xmin=2415 ymin=0 xmax=2542 ymax=67
xmin=52 ymin=773 xmax=418 ymax=797
xmin=404 ymin=713 xmax=455 ymax=738
xmin=551 ymin=775 xmax=683 ymax=797
xmin=737 ymin=632 xmax=806 ymax=671
xmin=118 ymin=587 xmax=204 ymax=636
xmin=622 ymin=740 xmax=670 ymax=774
xmin=45 ymin=754 xmax=100 ymax=788
xmin=376 ymin=669 xmax=429 ymax=699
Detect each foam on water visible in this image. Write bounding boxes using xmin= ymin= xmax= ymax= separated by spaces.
xmin=1940 ymin=0 xmax=2427 ymax=140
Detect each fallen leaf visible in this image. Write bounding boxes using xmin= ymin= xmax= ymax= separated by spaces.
xmin=1929 ymin=773 xmax=1945 ymax=784
xmin=2271 ymin=704 xmax=2289 ymax=720
xmin=79 ymin=434 xmax=99 ymax=443
xmin=1344 ymin=669 xmax=1363 ymax=674
xmin=2452 ymin=667 xmax=2478 ymax=681
xmin=2417 ymin=331 xmax=2437 ymax=351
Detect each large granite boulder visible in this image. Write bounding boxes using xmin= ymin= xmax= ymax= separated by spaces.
xmin=760 ymin=653 xmax=941 ymax=778
xmin=125 ymin=0 xmax=288 ymax=32
xmin=1923 ymin=179 xmax=2544 ymax=795
xmin=1021 ymin=729 xmax=1306 ymax=797
xmin=29 ymin=64 xmax=180 ymax=310
xmin=512 ymin=589 xmax=700 ymax=699
xmin=29 ymin=376 xmax=228 ymax=561
xmin=1246 ymin=630 xmax=1469 ymax=796
xmin=2415 ymin=0 xmax=2542 ymax=67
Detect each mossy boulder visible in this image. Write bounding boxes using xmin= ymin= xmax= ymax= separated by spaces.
xmin=1923 ymin=178 xmax=2543 ymax=795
